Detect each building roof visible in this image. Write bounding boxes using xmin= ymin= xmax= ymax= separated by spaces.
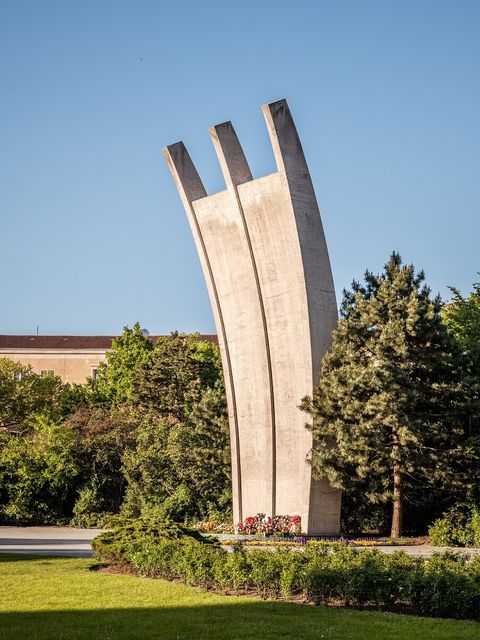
xmin=0 ymin=334 xmax=218 ymax=350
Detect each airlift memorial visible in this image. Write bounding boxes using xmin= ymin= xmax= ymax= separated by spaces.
xmin=164 ymin=99 xmax=340 ymax=535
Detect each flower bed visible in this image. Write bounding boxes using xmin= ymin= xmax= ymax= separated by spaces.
xmin=218 ymin=536 xmax=422 ymax=548
xmin=237 ymin=514 xmax=301 ymax=536
xmin=194 ymin=519 xmax=235 ymax=534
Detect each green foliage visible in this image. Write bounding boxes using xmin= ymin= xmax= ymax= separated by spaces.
xmin=464 ymin=509 xmax=480 ymax=547
xmin=0 ymin=359 xmax=64 ymax=432
xmin=409 ymin=552 xmax=479 ymax=619
xmin=131 ymin=332 xmax=221 ymax=421
xmin=67 ymin=406 xmax=138 ymax=522
xmin=443 ymin=280 xmax=480 ymax=375
xmin=120 ymin=417 xmax=172 ymax=518
xmin=93 ymin=522 xmax=480 ymax=620
xmin=120 ymin=334 xmax=230 ymax=522
xmin=242 ymin=549 xmax=285 ymax=598
xmin=429 ymin=504 xmax=480 ymax=547
xmin=428 ymin=518 xmax=456 ymax=547
xmin=303 ymin=252 xmax=478 ymax=536
xmin=70 ymin=483 xmax=113 ymax=528
xmin=0 ymin=416 xmax=78 ymax=523
xmin=89 ymin=323 xmax=153 ymax=406
xmin=278 ymin=550 xmax=308 ymax=597
xmin=120 ymin=388 xmax=230 ymax=523
xmin=0 ymin=326 xmax=229 ymax=526
xmin=92 ymin=515 xmax=215 ymax=563
xmin=165 ymin=384 xmax=231 ymax=516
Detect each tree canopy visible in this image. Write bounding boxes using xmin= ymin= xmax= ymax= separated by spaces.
xmin=0 ymin=327 xmax=230 ymax=526
xmin=90 ymin=322 xmax=153 ymax=405
xmin=0 ymin=359 xmax=63 ymax=433
xmin=302 ymin=253 xmax=478 ymax=537
xmin=443 ymin=279 xmax=480 ymax=376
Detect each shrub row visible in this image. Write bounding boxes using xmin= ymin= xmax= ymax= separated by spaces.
xmin=92 ymin=520 xmax=480 ymax=621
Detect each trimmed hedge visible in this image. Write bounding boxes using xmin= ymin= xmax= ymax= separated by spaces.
xmin=92 ymin=522 xmax=480 ymax=621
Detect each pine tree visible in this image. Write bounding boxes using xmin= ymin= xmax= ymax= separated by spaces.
xmin=302 ymin=253 xmax=476 ymax=537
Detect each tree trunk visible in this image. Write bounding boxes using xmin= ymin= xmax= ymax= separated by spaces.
xmin=390 ymin=463 xmax=403 ymax=538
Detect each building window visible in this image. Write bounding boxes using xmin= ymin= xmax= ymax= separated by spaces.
xmin=91 ymin=368 xmax=98 ymax=380
xmin=40 ymin=370 xmax=55 ymax=376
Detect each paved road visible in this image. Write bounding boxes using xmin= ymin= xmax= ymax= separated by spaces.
xmin=354 ymin=544 xmax=479 ymax=557
xmin=0 ymin=526 xmax=103 ymax=557
xmin=1 ymin=527 xmax=479 ymax=558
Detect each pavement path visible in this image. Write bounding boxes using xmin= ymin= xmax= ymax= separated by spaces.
xmin=0 ymin=527 xmax=479 ymax=558
xmin=0 ymin=526 xmax=104 ymax=557
xmin=345 ymin=544 xmax=479 ymax=557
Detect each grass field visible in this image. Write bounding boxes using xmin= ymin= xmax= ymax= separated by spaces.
xmin=0 ymin=555 xmax=478 ymax=640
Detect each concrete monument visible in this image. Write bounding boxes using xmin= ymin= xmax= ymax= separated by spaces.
xmin=164 ymin=99 xmax=340 ymax=534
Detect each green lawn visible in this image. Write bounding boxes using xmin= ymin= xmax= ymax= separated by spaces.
xmin=0 ymin=555 xmax=478 ymax=640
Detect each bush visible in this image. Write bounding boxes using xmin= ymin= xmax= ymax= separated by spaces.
xmin=429 ymin=504 xmax=480 ymax=547
xmin=464 ymin=509 xmax=480 ymax=547
xmin=301 ymin=545 xmax=342 ymax=605
xmin=0 ymin=417 xmax=78 ymax=524
xmin=248 ymin=549 xmax=286 ymax=598
xmin=429 ymin=517 xmax=457 ymax=546
xmin=130 ymin=538 xmax=179 ymax=578
xmin=279 ymin=550 xmax=308 ymax=597
xmin=70 ymin=483 xmax=113 ymax=528
xmin=213 ymin=546 xmax=250 ymax=591
xmin=334 ymin=547 xmax=391 ymax=606
xmin=92 ymin=516 xmax=212 ymax=563
xmin=410 ymin=552 xmax=480 ymax=619
xmin=93 ymin=519 xmax=480 ymax=621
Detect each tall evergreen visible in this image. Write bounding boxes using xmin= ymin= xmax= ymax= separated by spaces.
xmin=302 ymin=253 xmax=475 ymax=537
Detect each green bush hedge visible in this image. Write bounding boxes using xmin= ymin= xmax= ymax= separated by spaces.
xmin=429 ymin=505 xmax=480 ymax=548
xmin=92 ymin=521 xmax=480 ymax=621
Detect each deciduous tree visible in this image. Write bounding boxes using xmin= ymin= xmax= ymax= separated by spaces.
xmin=90 ymin=322 xmax=153 ymax=406
xmin=0 ymin=359 xmax=63 ymax=433
xmin=443 ymin=279 xmax=480 ymax=376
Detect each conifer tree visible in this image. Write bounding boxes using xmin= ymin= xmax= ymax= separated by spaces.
xmin=131 ymin=332 xmax=222 ymax=422
xmin=302 ymin=253 xmax=475 ymax=537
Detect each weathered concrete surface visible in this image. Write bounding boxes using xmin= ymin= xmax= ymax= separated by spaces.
xmin=164 ymin=99 xmax=340 ymax=534
xmin=0 ymin=526 xmax=102 ymax=557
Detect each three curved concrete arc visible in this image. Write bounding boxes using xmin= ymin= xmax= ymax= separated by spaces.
xmin=164 ymin=99 xmax=341 ymax=534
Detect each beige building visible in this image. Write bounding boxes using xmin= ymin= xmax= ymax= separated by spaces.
xmin=0 ymin=334 xmax=218 ymax=384
xmin=0 ymin=335 xmax=114 ymax=384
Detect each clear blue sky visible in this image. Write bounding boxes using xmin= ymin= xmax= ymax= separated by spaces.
xmin=1 ymin=1 xmax=478 ymax=335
